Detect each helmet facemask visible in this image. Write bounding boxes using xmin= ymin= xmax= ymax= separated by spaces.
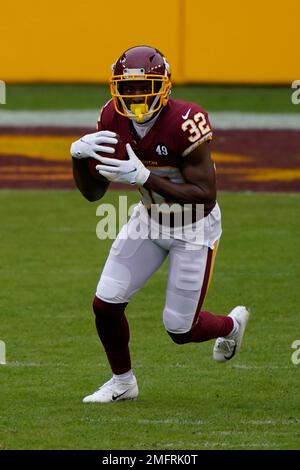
xmin=110 ymin=70 xmax=171 ymax=123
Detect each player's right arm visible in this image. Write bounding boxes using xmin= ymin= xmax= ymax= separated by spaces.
xmin=72 ymin=158 xmax=108 ymax=202
xmin=71 ymin=130 xmax=117 ymax=201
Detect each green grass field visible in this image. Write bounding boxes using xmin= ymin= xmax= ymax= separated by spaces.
xmin=0 ymin=190 xmax=299 ymax=450
xmin=5 ymin=84 xmax=299 ymax=113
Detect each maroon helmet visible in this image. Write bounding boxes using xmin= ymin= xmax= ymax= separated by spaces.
xmin=110 ymin=46 xmax=172 ymax=122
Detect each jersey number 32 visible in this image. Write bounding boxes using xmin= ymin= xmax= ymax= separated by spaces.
xmin=181 ymin=112 xmax=210 ymax=142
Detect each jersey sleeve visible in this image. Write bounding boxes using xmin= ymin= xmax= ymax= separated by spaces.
xmin=177 ymin=104 xmax=213 ymax=157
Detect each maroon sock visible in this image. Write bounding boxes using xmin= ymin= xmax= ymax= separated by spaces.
xmin=93 ymin=296 xmax=131 ymax=375
xmin=169 ymin=311 xmax=233 ymax=344
xmin=189 ymin=310 xmax=233 ymax=342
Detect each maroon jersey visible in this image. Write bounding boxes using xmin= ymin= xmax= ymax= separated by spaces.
xmin=97 ymin=99 xmax=213 ymax=207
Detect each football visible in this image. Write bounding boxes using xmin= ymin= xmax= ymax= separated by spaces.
xmin=88 ymin=133 xmax=127 ymax=181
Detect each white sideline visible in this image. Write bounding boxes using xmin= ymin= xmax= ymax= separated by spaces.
xmin=0 ymin=110 xmax=299 ymax=129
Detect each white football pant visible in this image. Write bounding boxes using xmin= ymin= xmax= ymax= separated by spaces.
xmin=96 ymin=203 xmax=221 ymax=334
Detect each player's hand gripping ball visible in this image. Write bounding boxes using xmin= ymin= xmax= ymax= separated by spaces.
xmin=88 ymin=133 xmax=127 ymax=180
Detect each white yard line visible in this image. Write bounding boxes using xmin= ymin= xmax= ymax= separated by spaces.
xmin=240 ymin=419 xmax=300 ymax=425
xmin=231 ymin=364 xmax=291 ymax=370
xmin=80 ymin=415 xmax=299 ymax=427
xmin=0 ymin=110 xmax=299 ymax=129
xmin=211 ymin=112 xmax=300 ymax=129
xmin=4 ymin=361 xmax=42 ymax=367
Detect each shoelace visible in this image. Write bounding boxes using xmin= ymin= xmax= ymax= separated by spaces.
xmin=215 ymin=338 xmax=235 ymax=353
xmin=97 ymin=378 xmax=133 ymax=391
xmin=94 ymin=378 xmax=115 ymax=392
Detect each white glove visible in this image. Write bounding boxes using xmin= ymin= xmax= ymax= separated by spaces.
xmin=70 ymin=130 xmax=118 ymax=160
xmin=95 ymin=143 xmax=150 ymax=186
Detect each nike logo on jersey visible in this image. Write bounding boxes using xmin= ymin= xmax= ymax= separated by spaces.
xmin=182 ymin=108 xmax=191 ymax=120
xmin=112 ymin=390 xmax=129 ymax=401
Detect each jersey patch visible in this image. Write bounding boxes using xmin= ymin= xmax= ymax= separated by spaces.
xmin=155 ymin=143 xmax=169 ymax=156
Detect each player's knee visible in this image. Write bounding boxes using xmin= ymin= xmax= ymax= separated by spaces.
xmin=163 ymin=307 xmax=192 ymax=344
xmin=92 ymin=295 xmax=127 ymax=317
xmin=96 ymin=274 xmax=130 ymax=304
xmin=92 ymin=296 xmax=111 ymax=317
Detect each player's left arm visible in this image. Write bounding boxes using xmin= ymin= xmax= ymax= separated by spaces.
xmin=143 ymin=142 xmax=216 ymax=204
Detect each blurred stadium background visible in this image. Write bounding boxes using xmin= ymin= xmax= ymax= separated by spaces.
xmin=0 ymin=0 xmax=299 ymax=450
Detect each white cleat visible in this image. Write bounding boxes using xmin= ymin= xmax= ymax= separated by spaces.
xmin=213 ymin=306 xmax=250 ymax=362
xmin=83 ymin=376 xmax=138 ymax=403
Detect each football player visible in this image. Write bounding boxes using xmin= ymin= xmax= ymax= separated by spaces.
xmin=71 ymin=45 xmax=250 ymax=403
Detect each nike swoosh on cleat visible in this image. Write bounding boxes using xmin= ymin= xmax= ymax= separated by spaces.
xmin=112 ymin=390 xmax=129 ymax=401
xmin=182 ymin=108 xmax=191 ymax=120
xmin=224 ymin=344 xmax=237 ymax=360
